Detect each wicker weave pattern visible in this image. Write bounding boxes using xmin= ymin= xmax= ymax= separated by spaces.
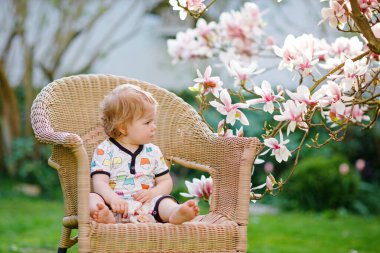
xmin=31 ymin=74 xmax=262 ymax=252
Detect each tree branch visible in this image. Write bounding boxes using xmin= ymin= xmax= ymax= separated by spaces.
xmin=310 ymin=50 xmax=370 ymax=92
xmin=349 ymin=0 xmax=380 ymax=54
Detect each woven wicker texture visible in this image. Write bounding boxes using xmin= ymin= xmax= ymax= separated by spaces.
xmin=31 ymin=74 xmax=262 ymax=252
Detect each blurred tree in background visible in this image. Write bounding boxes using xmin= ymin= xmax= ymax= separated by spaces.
xmin=0 ymin=0 xmax=153 ymax=177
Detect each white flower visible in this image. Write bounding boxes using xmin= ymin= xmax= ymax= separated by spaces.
xmin=274 ymin=100 xmax=308 ymax=135
xmin=320 ymin=81 xmax=353 ymax=115
xmin=371 ymin=22 xmax=380 ymax=38
xmin=223 ymin=127 xmax=244 ymax=137
xmin=210 ymin=89 xmax=249 ymax=126
xmin=339 ymin=58 xmax=368 ymax=91
xmin=263 ymin=130 xmax=292 ymax=163
xmin=329 ymin=36 xmax=364 ymax=60
xmin=246 ymin=80 xmax=283 ymax=114
xmin=286 ymin=85 xmax=327 ymax=106
xmin=346 ymin=104 xmax=370 ymax=123
xmin=273 ymin=34 xmax=321 ymax=76
xmin=169 ymin=0 xmax=188 ymax=20
xmin=226 ymin=60 xmax=264 ymax=87
xmin=180 ymin=175 xmax=212 ymax=201
xmin=319 ymin=0 xmax=347 ymax=28
xmin=266 ymin=176 xmax=273 ymax=191
xmin=192 ymin=66 xmax=223 ymax=97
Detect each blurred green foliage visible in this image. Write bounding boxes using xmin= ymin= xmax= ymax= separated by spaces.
xmin=279 ymin=154 xmax=360 ymax=212
xmin=5 ymin=136 xmax=59 ymax=198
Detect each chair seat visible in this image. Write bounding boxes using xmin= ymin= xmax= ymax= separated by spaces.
xmin=89 ymin=220 xmax=242 ymax=252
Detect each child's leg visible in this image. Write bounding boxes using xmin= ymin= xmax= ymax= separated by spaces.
xmin=89 ymin=193 xmax=116 ymax=224
xmin=157 ymin=198 xmax=199 ymax=224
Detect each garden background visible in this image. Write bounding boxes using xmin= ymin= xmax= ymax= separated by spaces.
xmin=1 ymin=1 xmax=379 ymax=252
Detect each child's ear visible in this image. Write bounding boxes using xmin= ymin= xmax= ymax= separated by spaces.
xmin=118 ymin=125 xmax=128 ymax=136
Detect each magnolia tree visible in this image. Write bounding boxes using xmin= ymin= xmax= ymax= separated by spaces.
xmin=169 ymin=0 xmax=380 ymax=203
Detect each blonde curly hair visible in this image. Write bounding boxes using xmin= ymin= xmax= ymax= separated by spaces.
xmin=101 ymin=84 xmax=157 ymax=138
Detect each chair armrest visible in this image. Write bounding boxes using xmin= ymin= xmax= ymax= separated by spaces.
xmin=168 ymin=131 xmax=262 ymax=225
xmin=31 ymin=90 xmax=83 ymax=148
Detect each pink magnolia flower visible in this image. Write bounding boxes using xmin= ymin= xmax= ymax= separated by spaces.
xmin=274 ymin=100 xmax=308 ymax=135
xmin=286 ymin=85 xmax=327 ymax=106
xmin=167 ymin=2 xmax=268 ymax=65
xmin=216 ymin=119 xmax=244 ymax=137
xmin=320 ymin=81 xmax=352 ymax=115
xmin=263 ymin=131 xmax=292 ymax=163
xmin=236 ymin=126 xmax=244 ymax=137
xmin=358 ymin=0 xmax=379 ymax=18
xmin=169 ymin=0 xmax=206 ymax=20
xmin=217 ymin=119 xmax=226 ymax=136
xmin=339 ymin=163 xmax=350 ymax=175
xmin=329 ymin=36 xmax=364 ymax=60
xmin=246 ymin=80 xmax=283 ymax=114
xmin=180 ymin=175 xmax=213 ymax=201
xmin=326 ymin=103 xmax=370 ymax=126
xmin=169 ymin=0 xmax=188 ymax=20
xmin=210 ymin=89 xmax=249 ymax=126
xmin=264 ymin=162 xmax=274 ymax=174
xmin=319 ymin=0 xmax=348 ymax=28
xmin=355 ymin=159 xmax=366 ymax=171
xmin=371 ymin=23 xmax=380 ymax=38
xmin=273 ymin=34 xmax=322 ymax=76
xmin=266 ymin=36 xmax=275 ymax=47
xmin=226 ymin=60 xmax=264 ymax=87
xmin=345 ymin=104 xmax=370 ymax=123
xmin=298 ymin=55 xmax=318 ymax=76
xmin=266 ymin=176 xmax=273 ymax=191
xmin=218 ymin=3 xmax=265 ymax=59
xmin=273 ymin=34 xmax=298 ymax=71
xmin=339 ymin=58 xmax=368 ymax=91
xmin=315 ymin=38 xmax=331 ymax=61
xmin=277 ymin=85 xmax=284 ymax=96
xmin=325 ymin=102 xmax=347 ymax=124
xmin=220 ymin=11 xmax=246 ymax=41
xmin=167 ymin=29 xmax=211 ymax=62
xmin=224 ymin=127 xmax=244 ymax=137
xmin=195 ymin=18 xmax=218 ymax=43
xmin=192 ymin=66 xmax=223 ymax=97
xmin=187 ymin=0 xmax=206 ymax=11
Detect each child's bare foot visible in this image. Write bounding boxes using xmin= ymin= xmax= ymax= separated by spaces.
xmin=92 ymin=203 xmax=116 ymax=224
xmin=169 ymin=200 xmax=199 ymax=224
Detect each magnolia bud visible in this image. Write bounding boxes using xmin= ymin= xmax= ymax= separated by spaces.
xmin=266 ymin=176 xmax=273 ymax=191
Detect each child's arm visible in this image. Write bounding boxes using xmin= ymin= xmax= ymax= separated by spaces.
xmin=133 ymin=173 xmax=173 ymax=203
xmin=93 ymin=174 xmax=129 ymax=218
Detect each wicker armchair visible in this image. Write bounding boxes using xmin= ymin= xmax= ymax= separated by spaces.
xmin=31 ymin=74 xmax=262 ymax=253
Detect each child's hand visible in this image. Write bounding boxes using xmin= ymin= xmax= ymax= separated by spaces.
xmin=110 ymin=196 xmax=129 ymax=218
xmin=133 ymin=189 xmax=153 ymax=204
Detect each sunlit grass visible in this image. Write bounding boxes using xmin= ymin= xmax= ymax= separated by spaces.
xmin=248 ymin=212 xmax=380 ymax=253
xmin=0 ymin=195 xmax=65 ymax=253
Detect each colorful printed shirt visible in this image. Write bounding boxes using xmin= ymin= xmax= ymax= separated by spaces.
xmin=90 ymin=138 xmax=169 ymax=199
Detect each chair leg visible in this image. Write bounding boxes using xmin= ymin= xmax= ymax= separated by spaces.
xmin=57 ymin=248 xmax=68 ymax=253
xmin=57 ymin=226 xmax=78 ymax=253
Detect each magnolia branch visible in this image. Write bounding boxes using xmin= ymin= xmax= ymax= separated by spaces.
xmin=310 ymin=50 xmax=371 ymax=93
xmin=349 ymin=0 xmax=380 ymax=54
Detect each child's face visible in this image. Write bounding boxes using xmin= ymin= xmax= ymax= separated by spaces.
xmin=120 ymin=104 xmax=157 ymax=145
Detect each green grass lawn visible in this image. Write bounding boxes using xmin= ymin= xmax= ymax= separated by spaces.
xmin=248 ymin=212 xmax=380 ymax=253
xmin=1 ymin=181 xmax=380 ymax=253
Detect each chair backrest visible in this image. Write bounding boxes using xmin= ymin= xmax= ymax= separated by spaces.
xmin=31 ymin=74 xmax=211 ymax=217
